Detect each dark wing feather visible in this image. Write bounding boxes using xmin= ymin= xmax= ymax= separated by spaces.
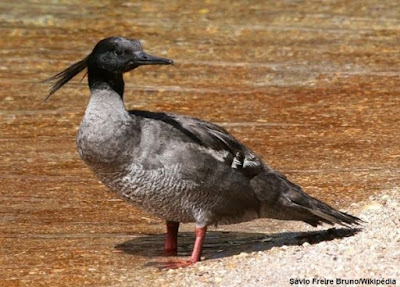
xmin=130 ymin=110 xmax=264 ymax=178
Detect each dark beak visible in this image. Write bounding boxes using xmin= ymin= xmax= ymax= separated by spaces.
xmin=134 ymin=51 xmax=173 ymax=65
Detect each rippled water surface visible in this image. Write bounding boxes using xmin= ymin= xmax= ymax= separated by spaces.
xmin=1 ymin=1 xmax=399 ymax=285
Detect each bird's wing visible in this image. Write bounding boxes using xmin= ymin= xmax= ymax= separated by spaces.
xmin=129 ymin=110 xmax=264 ymax=178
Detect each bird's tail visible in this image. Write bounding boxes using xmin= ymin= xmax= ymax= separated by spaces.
xmin=253 ymin=171 xmax=362 ymax=227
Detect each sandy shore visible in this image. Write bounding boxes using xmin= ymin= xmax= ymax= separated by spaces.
xmin=144 ymin=189 xmax=400 ymax=287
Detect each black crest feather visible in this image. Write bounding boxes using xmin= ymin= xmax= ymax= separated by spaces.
xmin=43 ymin=57 xmax=88 ymax=102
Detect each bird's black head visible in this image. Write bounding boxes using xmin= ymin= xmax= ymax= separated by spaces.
xmin=87 ymin=37 xmax=173 ymax=73
xmin=44 ymin=36 xmax=173 ymax=101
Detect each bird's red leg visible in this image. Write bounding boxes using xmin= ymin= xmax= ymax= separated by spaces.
xmin=164 ymin=221 xmax=179 ymax=256
xmin=160 ymin=225 xmax=207 ymax=270
xmin=188 ymin=226 xmax=207 ymax=263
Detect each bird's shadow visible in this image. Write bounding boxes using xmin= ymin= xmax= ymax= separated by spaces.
xmin=115 ymin=227 xmax=361 ymax=265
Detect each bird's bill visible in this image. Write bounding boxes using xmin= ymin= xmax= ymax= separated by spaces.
xmin=134 ymin=51 xmax=174 ymax=65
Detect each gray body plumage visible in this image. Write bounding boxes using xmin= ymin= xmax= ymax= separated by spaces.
xmin=77 ymin=85 xmax=358 ymax=228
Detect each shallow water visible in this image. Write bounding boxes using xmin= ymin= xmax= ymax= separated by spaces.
xmin=1 ymin=1 xmax=400 ymax=285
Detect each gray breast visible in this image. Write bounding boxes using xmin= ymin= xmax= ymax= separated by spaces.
xmin=76 ymin=89 xmax=138 ymax=172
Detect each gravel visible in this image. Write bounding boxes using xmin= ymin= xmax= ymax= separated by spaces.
xmin=150 ymin=189 xmax=400 ymax=287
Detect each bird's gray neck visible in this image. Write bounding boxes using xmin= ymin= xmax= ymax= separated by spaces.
xmin=88 ymin=68 xmax=124 ymax=98
xmin=77 ymin=70 xmax=137 ymax=174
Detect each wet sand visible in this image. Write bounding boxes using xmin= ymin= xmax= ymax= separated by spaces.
xmin=1 ymin=1 xmax=399 ymax=286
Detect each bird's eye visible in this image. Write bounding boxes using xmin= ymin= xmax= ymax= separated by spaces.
xmin=114 ymin=49 xmax=124 ymax=56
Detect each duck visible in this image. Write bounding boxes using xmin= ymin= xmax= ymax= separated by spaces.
xmin=45 ymin=36 xmax=361 ymax=268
